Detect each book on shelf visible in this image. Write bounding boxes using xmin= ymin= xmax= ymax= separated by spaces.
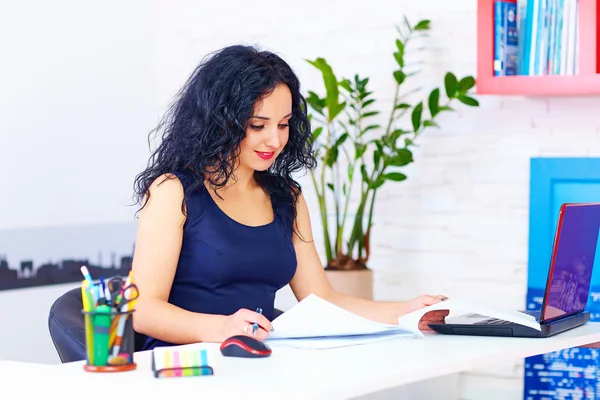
xmin=495 ymin=0 xmax=579 ymax=76
xmin=494 ymin=0 xmax=519 ymax=76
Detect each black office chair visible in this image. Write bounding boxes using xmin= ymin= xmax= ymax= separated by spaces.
xmin=48 ymin=287 xmax=285 ymax=363
xmin=48 ymin=287 xmax=148 ymax=363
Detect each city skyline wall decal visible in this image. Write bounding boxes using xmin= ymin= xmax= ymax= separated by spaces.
xmin=0 ymin=222 xmax=137 ymax=291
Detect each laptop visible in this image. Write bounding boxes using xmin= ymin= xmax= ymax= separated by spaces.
xmin=428 ymin=202 xmax=600 ymax=338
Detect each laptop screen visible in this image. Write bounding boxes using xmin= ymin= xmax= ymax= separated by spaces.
xmin=542 ymin=203 xmax=600 ymax=322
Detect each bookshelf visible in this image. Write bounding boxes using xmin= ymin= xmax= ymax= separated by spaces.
xmin=476 ymin=0 xmax=600 ymax=95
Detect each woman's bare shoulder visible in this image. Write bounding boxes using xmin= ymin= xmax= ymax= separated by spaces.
xmin=140 ymin=173 xmax=186 ymax=221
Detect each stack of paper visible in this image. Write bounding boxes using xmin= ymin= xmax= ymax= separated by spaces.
xmin=266 ymin=294 xmax=415 ymax=349
xmin=265 ymin=294 xmax=542 ymax=350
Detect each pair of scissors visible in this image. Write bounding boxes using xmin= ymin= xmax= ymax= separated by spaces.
xmin=115 ymin=283 xmax=139 ymax=311
xmin=106 ymin=276 xmax=139 ymax=310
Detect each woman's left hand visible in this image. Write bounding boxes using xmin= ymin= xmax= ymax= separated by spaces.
xmin=403 ymin=294 xmax=450 ymax=331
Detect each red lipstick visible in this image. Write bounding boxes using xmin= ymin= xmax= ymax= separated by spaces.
xmin=255 ymin=151 xmax=275 ymax=160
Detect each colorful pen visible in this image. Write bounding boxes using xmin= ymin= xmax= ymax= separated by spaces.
xmin=81 ymin=265 xmax=96 ymax=304
xmin=109 ymin=281 xmax=136 ymax=361
xmin=80 ymin=265 xmax=94 ymax=285
xmin=252 ymin=308 xmax=262 ymax=336
xmin=93 ymin=301 xmax=111 ymax=366
xmin=81 ymin=281 xmax=95 ymax=365
xmin=98 ymin=277 xmax=107 ymax=304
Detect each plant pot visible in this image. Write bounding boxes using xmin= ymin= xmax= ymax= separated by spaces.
xmin=324 ymin=268 xmax=373 ymax=300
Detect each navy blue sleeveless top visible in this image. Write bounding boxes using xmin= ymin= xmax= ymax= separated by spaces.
xmin=142 ymin=171 xmax=298 ymax=350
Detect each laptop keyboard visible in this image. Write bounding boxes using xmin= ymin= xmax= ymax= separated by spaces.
xmin=483 ymin=318 xmax=513 ymax=325
xmin=469 ymin=310 xmax=540 ymax=325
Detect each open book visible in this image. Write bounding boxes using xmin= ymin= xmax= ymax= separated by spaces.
xmin=265 ymin=294 xmax=541 ymax=350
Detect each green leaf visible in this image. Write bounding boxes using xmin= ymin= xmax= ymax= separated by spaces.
xmin=439 ymin=105 xmax=455 ymax=112
xmin=355 ymin=143 xmax=367 ymax=160
xmin=342 ymin=183 xmax=347 ymax=196
xmin=457 ymin=94 xmax=480 ymax=107
xmin=371 ymin=176 xmax=386 ymax=190
xmin=428 ymin=88 xmax=440 ymax=117
xmin=395 ymin=39 xmax=405 ymax=53
xmin=359 ymin=91 xmax=373 ymax=100
xmin=306 ymin=58 xmax=341 ymax=123
xmin=444 ymin=72 xmax=458 ymax=98
xmin=326 ymin=183 xmax=335 ymax=192
xmin=362 ymin=111 xmax=380 ymax=118
xmin=360 ymin=124 xmax=380 ymax=135
xmin=395 ymin=103 xmax=411 ymax=110
xmin=305 ymin=91 xmax=325 ymax=115
xmin=347 ymin=164 xmax=354 ymax=180
xmin=390 ymin=129 xmax=409 ymax=136
xmin=411 ymin=102 xmax=423 ymax=133
xmin=373 ymin=149 xmax=381 ymax=169
xmin=335 ymin=132 xmax=349 ymax=147
xmin=394 ymin=51 xmax=404 ymax=68
xmin=382 ymin=135 xmax=393 ymax=149
xmin=458 ymin=76 xmax=476 ymax=92
xmin=384 ymin=172 xmax=408 ymax=182
xmin=362 ymin=99 xmax=375 ymax=108
xmin=390 ymin=129 xmax=408 ymax=146
xmin=324 ymin=147 xmax=339 ymax=167
xmin=311 ymin=126 xmax=323 ymax=143
xmin=423 ymin=120 xmax=439 ymax=128
xmin=360 ymin=164 xmax=369 ymax=184
xmin=393 ymin=70 xmax=406 ymax=85
xmin=388 ymin=149 xmax=413 ymax=166
xmin=356 ymin=76 xmax=369 ymax=92
xmin=339 ymin=79 xmax=352 ymax=92
xmin=414 ymin=20 xmax=431 ymax=31
xmin=330 ymin=102 xmax=347 ymax=121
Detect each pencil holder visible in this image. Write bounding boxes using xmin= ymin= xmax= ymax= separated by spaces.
xmin=82 ymin=308 xmax=137 ymax=372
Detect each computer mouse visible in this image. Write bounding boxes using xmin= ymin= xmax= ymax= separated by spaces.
xmin=219 ymin=335 xmax=272 ymax=358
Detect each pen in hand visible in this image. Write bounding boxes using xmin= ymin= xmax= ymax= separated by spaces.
xmin=252 ymin=308 xmax=262 ymax=336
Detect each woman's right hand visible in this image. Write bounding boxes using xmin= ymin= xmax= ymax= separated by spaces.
xmin=219 ymin=308 xmax=273 ymax=341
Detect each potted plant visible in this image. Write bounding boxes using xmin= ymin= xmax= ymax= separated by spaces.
xmin=304 ymin=18 xmax=480 ymax=299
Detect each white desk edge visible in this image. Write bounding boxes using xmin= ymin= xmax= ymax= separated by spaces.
xmin=3 ymin=323 xmax=600 ymax=400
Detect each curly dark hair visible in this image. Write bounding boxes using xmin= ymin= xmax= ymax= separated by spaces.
xmin=133 ymin=44 xmax=317 ymax=233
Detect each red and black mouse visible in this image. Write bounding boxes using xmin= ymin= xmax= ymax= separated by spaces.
xmin=219 ymin=335 xmax=272 ymax=358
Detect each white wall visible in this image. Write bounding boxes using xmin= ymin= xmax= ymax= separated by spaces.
xmin=2 ymin=0 xmax=600 ymax=398
xmin=0 ymin=0 xmax=155 ymax=364
xmin=0 ymin=0 xmax=155 ymax=230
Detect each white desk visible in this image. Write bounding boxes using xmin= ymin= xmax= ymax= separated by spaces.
xmin=4 ymin=323 xmax=600 ymax=400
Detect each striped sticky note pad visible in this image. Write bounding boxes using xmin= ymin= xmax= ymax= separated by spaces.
xmin=152 ymin=346 xmax=213 ymax=378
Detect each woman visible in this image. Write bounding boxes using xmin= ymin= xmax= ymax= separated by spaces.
xmin=131 ymin=45 xmax=448 ymax=350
